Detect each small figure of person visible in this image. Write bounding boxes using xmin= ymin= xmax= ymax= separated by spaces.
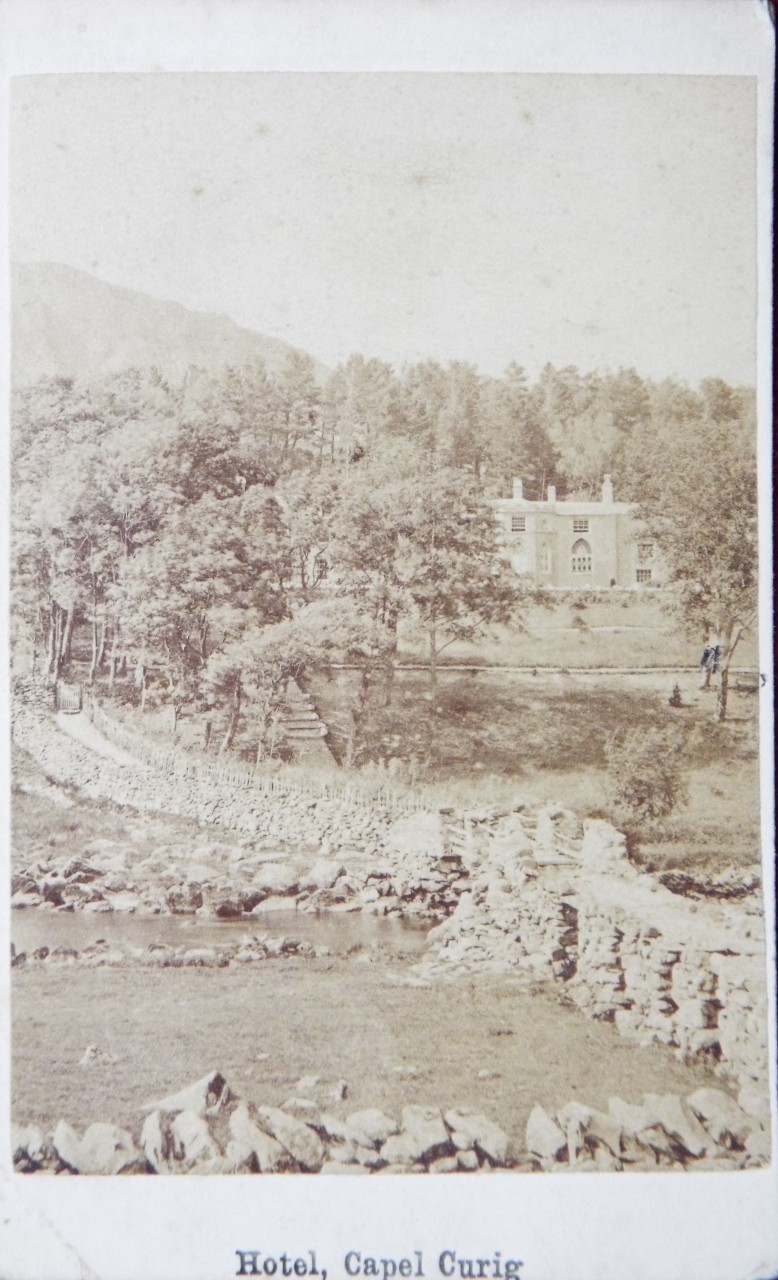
xmin=700 ymin=640 xmax=722 ymax=689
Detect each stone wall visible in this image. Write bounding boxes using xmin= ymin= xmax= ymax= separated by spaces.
xmin=421 ymin=808 xmax=769 ymax=1116
xmin=12 ymin=1069 xmax=768 ymax=1176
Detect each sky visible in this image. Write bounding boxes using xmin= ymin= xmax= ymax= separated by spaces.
xmin=10 ymin=72 xmax=757 ymax=386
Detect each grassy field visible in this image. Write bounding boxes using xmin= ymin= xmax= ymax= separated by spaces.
xmin=397 ymin=594 xmax=760 ymax=670
xmin=12 ymin=957 xmax=720 ymax=1139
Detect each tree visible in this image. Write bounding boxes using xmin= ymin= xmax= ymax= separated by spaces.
xmin=605 ymin=727 xmax=689 ymax=826
xmin=636 ymin=403 xmax=757 ymax=722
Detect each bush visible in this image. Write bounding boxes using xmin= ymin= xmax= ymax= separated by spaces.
xmin=605 ymin=726 xmax=689 ymax=825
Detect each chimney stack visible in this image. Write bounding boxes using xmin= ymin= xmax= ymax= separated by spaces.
xmin=547 ymin=485 xmax=556 ymax=503
xmin=512 ymin=478 xmax=523 ymax=501
xmin=601 ymin=474 xmax=614 ymax=504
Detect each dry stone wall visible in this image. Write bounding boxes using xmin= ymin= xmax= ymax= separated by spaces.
xmin=422 ymin=808 xmax=769 ymax=1115
xmin=12 ymin=1069 xmax=768 ymax=1176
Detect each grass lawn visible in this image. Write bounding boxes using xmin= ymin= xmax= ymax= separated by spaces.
xmin=397 ymin=595 xmax=760 ymax=670
xmin=12 ymin=958 xmax=721 ymax=1141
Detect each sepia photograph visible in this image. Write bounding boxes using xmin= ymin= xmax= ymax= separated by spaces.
xmin=1 ymin=3 xmax=776 ymax=1278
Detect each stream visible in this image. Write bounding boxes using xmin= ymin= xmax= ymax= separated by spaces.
xmin=11 ymin=906 xmax=431 ymax=956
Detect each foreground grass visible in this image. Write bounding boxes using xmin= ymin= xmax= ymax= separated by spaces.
xmin=12 ymin=959 xmax=720 ymax=1140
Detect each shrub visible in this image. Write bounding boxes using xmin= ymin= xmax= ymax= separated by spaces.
xmin=605 ymin=726 xmax=689 ymax=825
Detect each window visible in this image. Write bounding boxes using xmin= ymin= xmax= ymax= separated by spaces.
xmin=636 ymin=568 xmax=652 ymax=583
xmin=511 ymin=515 xmax=526 ymax=532
xmin=573 ymin=518 xmax=589 ymax=533
xmin=571 ymin=538 xmax=592 ymax=573
xmin=540 ymin=544 xmax=552 ymax=573
xmin=638 ymin=542 xmax=654 ymax=561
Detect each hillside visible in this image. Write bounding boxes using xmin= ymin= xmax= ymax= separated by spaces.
xmin=11 ymin=261 xmax=329 ymax=387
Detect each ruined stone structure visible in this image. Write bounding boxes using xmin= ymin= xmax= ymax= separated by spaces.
xmin=493 ymin=475 xmax=666 ymax=589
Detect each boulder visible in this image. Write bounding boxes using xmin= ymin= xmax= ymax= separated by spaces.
xmin=686 ymin=1087 xmax=754 ymax=1148
xmin=642 ymin=1093 xmax=712 ymax=1158
xmin=302 ymin=860 xmax=346 ymax=891
xmin=526 ymin=1106 xmax=567 ymax=1160
xmin=230 ymin=1104 xmax=291 ymax=1173
xmin=81 ymin=1123 xmax=143 ymax=1174
xmin=51 ymin=1121 xmax=85 ymax=1172
xmin=53 ymin=1120 xmax=140 ymax=1174
xmin=144 ymin=1071 xmax=233 ymax=1116
xmin=354 ymin=1144 xmax=386 ymax=1168
xmin=346 ymin=1109 xmax=399 ymax=1148
xmin=222 ymin=1137 xmax=260 ymax=1173
xmin=380 ymin=1132 xmax=425 ymax=1167
xmin=253 ymin=864 xmax=300 ymax=896
xmin=166 ymin=884 xmax=204 ymax=914
xmin=141 ymin=1110 xmax=168 ymax=1171
xmin=12 ymin=1124 xmax=45 ymax=1164
xmin=581 ymin=1108 xmax=624 ymax=1158
xmin=456 ymin=1149 xmax=479 ymax=1171
xmin=214 ymin=900 xmax=244 ymax=919
xmin=444 ymin=1109 xmax=510 ymax=1165
xmin=400 ymin=1106 xmax=451 ymax=1160
xmin=607 ymin=1096 xmax=652 ymax=1137
xmin=254 ymin=1106 xmax=325 ymax=1171
xmin=171 ymin=1111 xmax=220 ymax=1167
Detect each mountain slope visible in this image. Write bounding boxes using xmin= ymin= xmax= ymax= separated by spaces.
xmin=12 ymin=262 xmax=329 ymax=387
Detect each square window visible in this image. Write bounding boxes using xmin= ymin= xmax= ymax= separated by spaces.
xmin=638 ymin=542 xmax=654 ymax=560
xmin=573 ymin=518 xmax=589 ymax=533
xmin=636 ymin=568 xmax=652 ymax=583
xmin=511 ymin=515 xmax=526 ymax=532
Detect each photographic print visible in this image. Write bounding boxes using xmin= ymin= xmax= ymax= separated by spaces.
xmin=2 ymin=4 xmax=776 ymax=1280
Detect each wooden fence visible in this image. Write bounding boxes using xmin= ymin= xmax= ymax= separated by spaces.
xmin=54 ymin=681 xmax=83 ymax=714
xmin=80 ymin=689 xmax=428 ymax=817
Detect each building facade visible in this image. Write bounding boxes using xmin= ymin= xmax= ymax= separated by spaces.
xmin=493 ymin=476 xmax=664 ymax=590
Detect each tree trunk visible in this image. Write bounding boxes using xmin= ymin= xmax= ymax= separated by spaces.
xmin=46 ymin=604 xmax=57 ymax=676
xmin=52 ymin=606 xmax=67 ymax=677
xmin=220 ymin=678 xmax=242 ymax=754
xmin=96 ymin=619 xmax=107 ymax=671
xmin=62 ymin=607 xmax=75 ymax=663
xmin=135 ymin=660 xmax=147 ymax=710
xmin=429 ymin=615 xmax=438 ymax=690
xmin=715 ymin=665 xmax=729 ymax=724
xmin=108 ymin=629 xmax=119 ymax=690
xmin=88 ymin=603 xmax=98 ymax=684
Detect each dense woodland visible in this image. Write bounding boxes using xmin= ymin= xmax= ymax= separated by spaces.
xmin=12 ymin=351 xmax=758 ymax=754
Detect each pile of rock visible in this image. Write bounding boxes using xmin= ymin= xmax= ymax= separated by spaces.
xmin=525 ymin=1086 xmax=771 ymax=1172
xmin=11 ymin=933 xmax=322 ymax=970
xmin=12 ymin=1071 xmax=520 ymax=1176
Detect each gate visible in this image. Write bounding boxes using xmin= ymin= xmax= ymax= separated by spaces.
xmin=55 ymin=681 xmax=83 ymax=714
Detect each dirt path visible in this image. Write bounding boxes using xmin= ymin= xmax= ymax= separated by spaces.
xmin=54 ymin=710 xmax=147 ymax=768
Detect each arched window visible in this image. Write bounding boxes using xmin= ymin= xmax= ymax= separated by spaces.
xmin=571 ymin=538 xmax=592 ymax=574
